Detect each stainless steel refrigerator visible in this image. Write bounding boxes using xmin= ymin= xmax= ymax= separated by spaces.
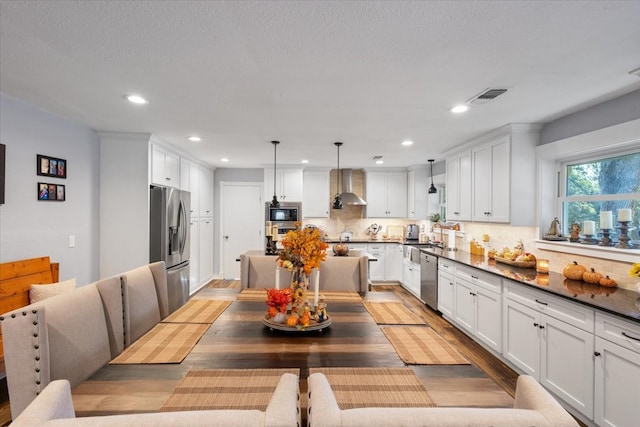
xmin=150 ymin=186 xmax=190 ymax=314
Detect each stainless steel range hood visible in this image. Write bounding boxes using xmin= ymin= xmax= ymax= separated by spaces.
xmin=340 ymin=169 xmax=367 ymax=205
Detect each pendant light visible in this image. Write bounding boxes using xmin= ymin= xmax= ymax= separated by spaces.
xmin=270 ymin=141 xmax=280 ymax=208
xmin=332 ymin=142 xmax=343 ymax=209
xmin=428 ymin=159 xmax=438 ymax=194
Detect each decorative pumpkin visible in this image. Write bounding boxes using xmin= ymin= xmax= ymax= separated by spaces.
xmin=583 ymin=268 xmax=603 ymax=284
xmin=563 ymin=261 xmax=587 ymax=281
xmin=599 ymin=275 xmax=618 ymax=288
xmin=286 ymin=315 xmax=299 ymax=327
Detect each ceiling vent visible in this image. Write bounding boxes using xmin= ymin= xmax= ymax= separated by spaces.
xmin=468 ymin=88 xmax=508 ymax=105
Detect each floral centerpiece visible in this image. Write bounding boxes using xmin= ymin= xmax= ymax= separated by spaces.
xmin=275 ymin=222 xmax=329 ymax=328
xmin=630 ymin=263 xmax=640 ymax=295
xmin=265 ymin=288 xmax=292 ymax=322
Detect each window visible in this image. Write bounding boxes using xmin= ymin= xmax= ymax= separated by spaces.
xmin=560 ymin=151 xmax=640 ymax=240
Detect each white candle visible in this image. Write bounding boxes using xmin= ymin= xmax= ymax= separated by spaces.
xmin=583 ymin=220 xmax=595 ymax=236
xmin=275 ymin=265 xmax=280 ymax=289
xmin=618 ymin=208 xmax=632 ymax=222
xmin=314 ymin=269 xmax=319 ymax=308
xmin=599 ymin=211 xmax=613 ymax=229
xmin=272 ymin=226 xmax=278 ymax=241
xmin=265 ymin=226 xmax=272 ymax=237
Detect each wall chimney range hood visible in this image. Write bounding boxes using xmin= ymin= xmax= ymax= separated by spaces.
xmin=340 ymin=169 xmax=367 ymax=206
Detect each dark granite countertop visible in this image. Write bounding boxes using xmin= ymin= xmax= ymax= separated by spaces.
xmin=420 ymin=247 xmax=640 ymax=324
xmin=325 ymin=239 xmax=430 ymax=246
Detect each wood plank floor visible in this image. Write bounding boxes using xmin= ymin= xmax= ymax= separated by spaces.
xmin=0 ymin=280 xmax=522 ymax=425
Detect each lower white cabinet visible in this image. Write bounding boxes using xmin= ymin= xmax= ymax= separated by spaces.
xmin=367 ymin=243 xmax=386 ymax=281
xmin=503 ymin=285 xmax=595 ymax=419
xmin=594 ymin=312 xmax=640 ymax=427
xmin=453 ymin=271 xmax=502 ymax=353
xmin=385 ymin=244 xmax=403 ymax=282
xmin=402 ymin=258 xmax=420 ymax=298
xmin=437 ymin=266 xmax=454 ymax=317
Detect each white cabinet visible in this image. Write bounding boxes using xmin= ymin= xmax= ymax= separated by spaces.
xmin=180 ymin=159 xmax=200 ymax=217
xmin=407 ymin=166 xmax=428 ymax=219
xmin=151 ymin=144 xmax=180 ymax=188
xmin=367 ymin=243 xmax=386 ymax=281
xmin=472 ymin=136 xmax=510 ymax=222
xmin=503 ymin=283 xmax=595 ymax=419
xmin=264 ymin=168 xmax=303 ymax=202
xmin=594 ymin=312 xmax=640 ymax=427
xmin=437 ymin=258 xmax=455 ymax=317
xmin=303 ymin=169 xmax=330 ymax=218
xmin=385 ymin=244 xmax=403 ymax=282
xmin=199 ymin=167 xmax=214 ymax=218
xmin=402 ymin=258 xmax=420 ymax=298
xmin=445 ymin=151 xmax=471 ymax=221
xmin=199 ymin=217 xmax=214 ymax=284
xmin=453 ymin=265 xmax=502 ymax=353
xmin=365 ymin=170 xmax=407 ymax=218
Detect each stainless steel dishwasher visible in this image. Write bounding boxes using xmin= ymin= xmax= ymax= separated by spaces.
xmin=420 ymin=251 xmax=438 ymax=310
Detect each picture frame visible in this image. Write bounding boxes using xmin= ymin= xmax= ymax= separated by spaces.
xmin=37 ymin=154 xmax=67 ymax=178
xmin=38 ymin=182 xmax=65 ymax=201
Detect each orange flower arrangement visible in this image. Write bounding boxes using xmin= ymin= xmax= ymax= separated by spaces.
xmin=265 ymin=288 xmax=292 ymax=316
xmin=277 ymin=222 xmax=329 ymax=274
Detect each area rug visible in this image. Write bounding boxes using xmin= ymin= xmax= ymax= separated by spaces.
xmin=162 ymin=299 xmax=232 ymax=324
xmin=237 ymin=288 xmax=362 ymax=303
xmin=363 ymin=302 xmax=424 ymax=325
xmin=309 ymin=367 xmax=436 ymax=409
xmin=381 ymin=326 xmax=469 ymax=365
xmin=110 ymin=323 xmax=209 ymax=364
xmin=160 ymin=368 xmax=300 ymax=412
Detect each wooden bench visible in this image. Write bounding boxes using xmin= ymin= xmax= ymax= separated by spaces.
xmin=0 ymin=257 xmax=59 ymax=370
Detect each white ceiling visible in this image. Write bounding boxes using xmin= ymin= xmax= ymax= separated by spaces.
xmin=1 ymin=1 xmax=639 ymax=169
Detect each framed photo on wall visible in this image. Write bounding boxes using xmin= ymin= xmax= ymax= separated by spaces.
xmin=38 ymin=182 xmax=65 ymax=201
xmin=37 ymin=154 xmax=67 ymax=178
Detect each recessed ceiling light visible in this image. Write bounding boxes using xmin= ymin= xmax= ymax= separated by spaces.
xmin=301 ymin=159 xmax=309 ymax=164
xmin=187 ymin=136 xmax=201 ymax=142
xmin=124 ymin=94 xmax=148 ymax=104
xmin=221 ymin=158 xmax=229 ymax=162
xmin=402 ymin=140 xmax=413 ymax=146
xmin=376 ymin=160 xmax=384 ymax=164
xmin=450 ymin=105 xmax=469 ymax=113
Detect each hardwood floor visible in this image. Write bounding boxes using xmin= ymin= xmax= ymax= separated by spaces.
xmin=0 ymin=280 xmax=521 ymax=425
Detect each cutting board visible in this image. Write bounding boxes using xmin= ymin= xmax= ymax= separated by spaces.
xmin=386 ymin=226 xmax=404 ymax=240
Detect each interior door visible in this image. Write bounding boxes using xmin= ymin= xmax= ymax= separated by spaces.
xmin=221 ymin=182 xmax=263 ymax=279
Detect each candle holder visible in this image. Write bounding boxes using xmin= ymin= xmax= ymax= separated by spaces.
xmin=265 ymin=236 xmax=278 ymax=255
xmin=615 ymin=221 xmax=632 ymax=249
xmin=580 ymin=233 xmax=599 ymax=245
xmin=598 ymin=229 xmax=614 ymax=247
xmin=536 ymin=259 xmax=550 ymax=274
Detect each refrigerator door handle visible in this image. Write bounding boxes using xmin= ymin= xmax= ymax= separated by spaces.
xmin=179 ymin=199 xmax=187 ymax=255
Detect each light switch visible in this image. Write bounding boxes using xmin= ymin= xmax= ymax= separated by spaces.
xmin=68 ymin=235 xmax=76 ymax=248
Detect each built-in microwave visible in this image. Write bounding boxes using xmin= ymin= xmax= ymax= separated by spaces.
xmin=265 ymin=202 xmax=302 ymax=226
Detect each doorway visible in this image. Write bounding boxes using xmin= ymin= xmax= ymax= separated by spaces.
xmin=220 ymin=182 xmax=264 ymax=279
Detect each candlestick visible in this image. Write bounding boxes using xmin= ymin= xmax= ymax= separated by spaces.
xmin=598 ymin=229 xmax=614 ymax=247
xmin=615 ymin=221 xmax=632 ymax=249
xmin=618 ymin=208 xmax=632 ymax=222
xmin=313 ymin=269 xmax=319 ymax=308
xmin=599 ymin=211 xmax=613 ymax=229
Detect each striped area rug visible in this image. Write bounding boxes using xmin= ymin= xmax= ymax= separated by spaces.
xmin=309 ymin=367 xmax=436 ymax=409
xmin=237 ymin=288 xmax=362 ymax=303
xmin=381 ymin=326 xmax=469 ymax=365
xmin=363 ymin=302 xmax=424 ymax=325
xmin=110 ymin=323 xmax=209 ymax=364
xmin=162 ymin=299 xmax=231 ymax=324
xmin=160 ymin=368 xmax=300 ymax=412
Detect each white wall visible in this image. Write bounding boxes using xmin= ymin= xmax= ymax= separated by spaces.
xmin=0 ymin=93 xmax=100 ymax=285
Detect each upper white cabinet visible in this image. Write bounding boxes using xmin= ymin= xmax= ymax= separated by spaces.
xmin=264 ymin=167 xmax=303 ymax=202
xmin=151 ymin=144 xmax=180 ymax=188
xmin=180 ymin=158 xmax=200 ymax=217
xmin=365 ymin=170 xmax=407 ymax=218
xmin=199 ymin=167 xmax=214 ymax=218
xmin=444 ymin=124 xmax=541 ymax=226
xmin=472 ymin=136 xmax=510 ymax=222
xmin=407 ymin=166 xmax=429 ymax=219
xmin=303 ymin=169 xmax=330 ymax=218
xmin=446 ymin=152 xmax=472 ymax=221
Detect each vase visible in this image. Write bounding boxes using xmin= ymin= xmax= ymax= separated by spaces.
xmin=290 ymin=266 xmax=309 ymax=316
xmin=271 ymin=312 xmax=286 ymax=324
